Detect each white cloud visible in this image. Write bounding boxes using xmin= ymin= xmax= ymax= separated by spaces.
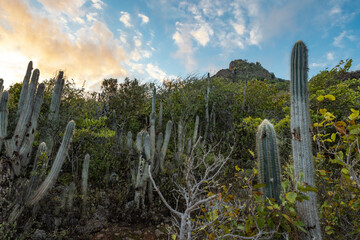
xmin=329 ymin=6 xmax=341 ymax=15
xmin=231 ymin=22 xmax=245 ymax=35
xmin=190 ymin=25 xmax=213 ymax=46
xmin=247 ymin=25 xmax=262 ymax=46
xmin=138 ymin=13 xmax=149 ymax=24
xmin=120 ymin=11 xmax=132 ymax=27
xmin=333 ymin=31 xmax=356 ymax=48
xmin=74 ymin=16 xmax=85 ymax=24
xmin=37 ymin=0 xmax=86 ymax=19
xmin=86 ymin=12 xmax=98 ymax=22
xmin=146 ymin=63 xmax=176 ymax=81
xmin=310 ymin=62 xmax=326 ymax=68
xmin=327 ymin=52 xmax=334 ymax=61
xmin=92 ymin=0 xmax=104 ymax=10
xmin=0 ymin=0 xmax=128 ymax=91
xmin=334 ymin=31 xmax=346 ymax=47
xmin=172 ymin=23 xmax=197 ymax=72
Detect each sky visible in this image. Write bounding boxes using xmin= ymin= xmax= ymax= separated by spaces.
xmin=0 ymin=0 xmax=359 ymax=91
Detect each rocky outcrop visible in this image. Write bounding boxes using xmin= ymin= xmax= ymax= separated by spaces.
xmin=213 ymin=59 xmax=275 ymax=82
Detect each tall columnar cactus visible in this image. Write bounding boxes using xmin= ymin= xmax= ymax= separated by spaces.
xmin=82 ymin=154 xmax=90 ymax=216
xmin=256 ymin=119 xmax=281 ymax=201
xmin=43 ymin=71 xmax=65 ymax=155
xmin=290 ymin=41 xmax=321 ymax=239
xmin=27 ymin=120 xmax=75 ymax=206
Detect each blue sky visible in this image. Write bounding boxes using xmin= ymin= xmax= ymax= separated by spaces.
xmin=0 ymin=0 xmax=359 ymax=91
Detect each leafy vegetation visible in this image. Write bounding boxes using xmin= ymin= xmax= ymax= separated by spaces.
xmin=0 ymin=47 xmax=359 ymax=239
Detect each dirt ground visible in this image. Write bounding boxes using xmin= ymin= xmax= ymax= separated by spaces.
xmin=90 ymin=222 xmax=169 ymax=240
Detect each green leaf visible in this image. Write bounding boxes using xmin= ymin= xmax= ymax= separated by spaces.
xmin=350 ymin=127 xmax=360 ymax=135
xmin=256 ymin=217 xmax=265 ymax=229
xmin=331 ymin=133 xmax=336 ymax=142
xmin=254 ymin=183 xmax=266 ymax=189
xmin=248 ymin=149 xmax=255 ymax=157
xmin=282 ymin=214 xmax=293 ymax=224
xmin=294 ymin=221 xmax=307 ymax=233
xmin=341 ymin=168 xmax=349 ymax=175
xmin=286 ymin=192 xmax=297 ymax=203
xmin=171 ymin=234 xmax=177 ymax=240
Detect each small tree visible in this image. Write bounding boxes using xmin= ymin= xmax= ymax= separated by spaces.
xmin=148 ymin=139 xmax=232 ymax=240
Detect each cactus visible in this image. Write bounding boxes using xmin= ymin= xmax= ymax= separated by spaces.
xmin=27 ymin=120 xmax=75 ymax=206
xmin=256 ymin=119 xmax=281 ymax=201
xmin=290 ymin=41 xmax=321 ymax=239
xmin=43 ymin=71 xmax=65 ymax=155
xmin=81 ymin=154 xmax=90 ymax=216
xmin=2 ymin=68 xmax=44 ymax=176
xmin=126 ymin=87 xmax=172 ymax=210
xmin=0 ymin=62 xmax=75 ymax=222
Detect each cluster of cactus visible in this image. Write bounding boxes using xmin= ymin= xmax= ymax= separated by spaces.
xmin=0 ymin=62 xmax=75 ymax=223
xmin=126 ymin=87 xmax=172 ymax=210
xmin=255 ymin=41 xmax=321 ymax=239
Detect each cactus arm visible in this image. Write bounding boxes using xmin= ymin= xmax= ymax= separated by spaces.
xmin=158 ymin=101 xmax=163 ymax=130
xmin=0 ymin=78 xmax=4 ymax=95
xmin=17 ymin=61 xmax=33 ymax=116
xmin=150 ymin=112 xmax=156 ymax=163
xmin=290 ymin=41 xmax=321 ymax=239
xmin=26 ymin=120 xmax=75 ymax=206
xmin=193 ymin=115 xmax=199 ymax=145
xmin=135 ymin=132 xmax=143 ymax=153
xmin=0 ymin=91 xmax=9 ymax=139
xmin=44 ymin=72 xmax=64 ymax=155
xmin=159 ymin=120 xmax=172 ymax=171
xmin=19 ymin=83 xmax=45 ymax=167
xmin=152 ymin=86 xmax=156 ymax=114
xmin=127 ymin=131 xmax=133 ymax=150
xmin=25 ymin=142 xmax=48 ymax=202
xmin=81 ymin=154 xmax=90 ymax=215
xmin=13 ymin=69 xmax=39 ymax=152
xmin=48 ymin=71 xmax=64 ymax=122
xmin=176 ymin=121 xmax=184 ymax=164
xmin=0 ymin=91 xmax=8 ymax=152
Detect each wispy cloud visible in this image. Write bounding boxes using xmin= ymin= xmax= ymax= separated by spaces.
xmin=37 ymin=0 xmax=86 ymax=20
xmin=172 ymin=23 xmax=197 ymax=72
xmin=146 ymin=63 xmax=176 ymax=82
xmin=310 ymin=62 xmax=327 ymax=68
xmin=190 ymin=25 xmax=213 ymax=46
xmin=333 ymin=30 xmax=356 ymax=47
xmin=120 ymin=11 xmax=132 ymax=27
xmin=138 ymin=13 xmax=149 ymax=24
xmin=91 ymin=0 xmax=104 ymax=10
xmin=0 ymin=0 xmax=127 ymax=91
xmin=327 ymin=52 xmax=335 ymax=61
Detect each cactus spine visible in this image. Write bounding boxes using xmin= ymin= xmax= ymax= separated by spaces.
xmin=256 ymin=119 xmax=281 ymax=201
xmin=290 ymin=41 xmax=321 ymax=239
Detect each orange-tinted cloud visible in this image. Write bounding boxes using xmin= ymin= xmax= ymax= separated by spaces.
xmin=0 ymin=0 xmax=127 ymax=91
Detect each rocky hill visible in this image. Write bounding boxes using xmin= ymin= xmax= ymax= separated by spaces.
xmin=213 ymin=59 xmax=289 ymax=90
